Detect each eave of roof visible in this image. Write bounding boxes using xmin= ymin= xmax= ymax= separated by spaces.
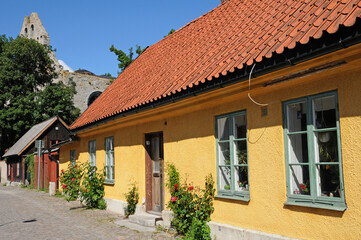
xmin=3 ymin=116 xmax=69 ymax=158
xmin=70 ymin=0 xmax=361 ymax=132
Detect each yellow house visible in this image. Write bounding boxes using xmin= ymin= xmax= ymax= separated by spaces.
xmin=59 ymin=1 xmax=361 ymax=239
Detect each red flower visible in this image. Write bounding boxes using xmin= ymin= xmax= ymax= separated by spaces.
xmin=300 ymin=184 xmax=306 ymax=190
xmin=61 ymin=169 xmax=64 ymax=173
xmin=85 ymin=189 xmax=88 ymax=192
xmin=62 ymin=184 xmax=66 ymax=188
xmin=174 ymin=184 xmax=178 ymax=190
xmin=78 ymin=177 xmax=81 ymax=179
xmin=71 ymin=178 xmax=75 ymax=181
xmin=171 ymin=196 xmax=178 ymax=203
xmin=188 ymin=186 xmax=194 ymax=191
xmin=64 ymin=186 xmax=67 ymax=189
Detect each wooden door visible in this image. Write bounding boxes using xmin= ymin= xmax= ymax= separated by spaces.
xmin=145 ymin=133 xmax=164 ymax=213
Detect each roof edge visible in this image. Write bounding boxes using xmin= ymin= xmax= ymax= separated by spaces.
xmin=71 ymin=18 xmax=361 ymax=133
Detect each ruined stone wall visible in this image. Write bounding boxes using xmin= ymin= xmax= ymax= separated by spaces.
xmin=57 ymin=72 xmax=111 ymax=113
xmin=20 ymin=12 xmax=111 ymax=114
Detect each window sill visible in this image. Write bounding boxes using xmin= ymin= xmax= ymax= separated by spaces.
xmin=284 ymin=199 xmax=347 ymax=211
xmin=215 ymin=194 xmax=250 ymax=202
xmin=104 ymin=180 xmax=114 ymax=185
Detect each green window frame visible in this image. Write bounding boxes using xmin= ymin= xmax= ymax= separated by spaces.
xmin=89 ymin=140 xmax=96 ymax=167
xmin=283 ymin=91 xmax=346 ymax=211
xmin=70 ymin=150 xmax=76 ymax=164
xmin=105 ymin=136 xmax=114 ymax=183
xmin=215 ymin=110 xmax=249 ymax=201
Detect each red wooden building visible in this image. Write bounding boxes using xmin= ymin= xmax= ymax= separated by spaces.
xmin=3 ymin=116 xmax=71 ymax=189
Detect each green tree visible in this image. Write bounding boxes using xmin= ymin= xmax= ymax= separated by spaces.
xmin=164 ymin=28 xmax=175 ymax=38
xmin=36 ymin=78 xmax=80 ymax=124
xmin=109 ymin=44 xmax=144 ymax=72
xmin=0 ymin=35 xmax=80 ymax=155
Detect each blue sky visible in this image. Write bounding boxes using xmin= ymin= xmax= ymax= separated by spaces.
xmin=0 ymin=0 xmax=220 ymax=77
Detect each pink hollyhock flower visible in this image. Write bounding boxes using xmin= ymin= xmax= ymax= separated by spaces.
xmin=171 ymin=196 xmax=178 ymax=203
xmin=61 ymin=169 xmax=64 ymax=173
xmin=62 ymin=184 xmax=66 ymax=188
xmin=71 ymin=178 xmax=75 ymax=181
xmin=174 ymin=184 xmax=178 ymax=190
xmin=188 ymin=186 xmax=194 ymax=191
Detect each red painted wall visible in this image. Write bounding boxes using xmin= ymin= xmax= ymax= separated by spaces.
xmin=34 ymin=151 xmax=58 ymax=190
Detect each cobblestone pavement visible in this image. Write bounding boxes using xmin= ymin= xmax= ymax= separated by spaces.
xmin=0 ymin=185 xmax=175 ymax=240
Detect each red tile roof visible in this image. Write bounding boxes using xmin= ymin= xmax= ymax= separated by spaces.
xmin=71 ymin=0 xmax=361 ymax=130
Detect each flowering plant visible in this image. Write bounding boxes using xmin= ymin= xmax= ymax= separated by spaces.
xmin=300 ymin=183 xmax=309 ymax=193
xmin=166 ymin=163 xmax=215 ymax=236
xmin=238 ymin=180 xmax=247 ymax=188
xmin=59 ymin=162 xmax=83 ymax=201
xmin=79 ymin=163 xmax=106 ymax=209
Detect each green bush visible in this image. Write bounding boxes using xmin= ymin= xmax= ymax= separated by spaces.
xmin=125 ymin=182 xmax=139 ymax=217
xmin=80 ymin=163 xmax=107 ymax=209
xmin=24 ymin=154 xmax=34 ymax=185
xmin=166 ymin=163 xmax=215 ymax=236
xmin=59 ymin=162 xmax=83 ymax=201
xmin=184 ymin=218 xmax=212 ymax=240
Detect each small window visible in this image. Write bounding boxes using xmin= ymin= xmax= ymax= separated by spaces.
xmin=16 ymin=162 xmax=20 ymax=176
xmin=8 ymin=164 xmax=10 ymax=176
xmin=31 ymin=24 xmax=34 ymax=31
xmin=89 ymin=140 xmax=96 ymax=167
xmin=70 ymin=150 xmax=76 ymax=164
xmin=216 ymin=111 xmax=249 ymax=201
xmin=105 ymin=137 xmax=114 ymax=183
xmin=283 ymin=91 xmax=346 ymax=211
xmin=25 ymin=28 xmax=28 ymax=34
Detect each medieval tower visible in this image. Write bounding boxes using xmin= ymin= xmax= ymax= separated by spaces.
xmin=20 ymin=13 xmax=111 ymax=113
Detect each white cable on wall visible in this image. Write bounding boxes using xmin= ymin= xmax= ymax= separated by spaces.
xmin=248 ymin=64 xmax=268 ymax=106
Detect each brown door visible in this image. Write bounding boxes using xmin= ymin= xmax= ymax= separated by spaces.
xmin=145 ymin=133 xmax=164 ymax=213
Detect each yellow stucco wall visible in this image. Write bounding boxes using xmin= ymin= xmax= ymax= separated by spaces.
xmin=59 ymin=44 xmax=361 ymax=239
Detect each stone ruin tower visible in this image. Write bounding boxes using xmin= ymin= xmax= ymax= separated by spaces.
xmin=19 ymin=13 xmax=111 ymax=113
xmin=20 ymin=13 xmax=63 ymax=72
xmin=20 ymin=13 xmax=50 ymax=46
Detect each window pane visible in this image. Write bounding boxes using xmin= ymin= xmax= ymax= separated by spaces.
xmin=111 ymin=166 xmax=114 ymax=180
xmin=234 ymin=114 xmax=246 ymax=139
xmin=313 ymin=95 xmax=336 ymax=129
xmin=288 ymin=133 xmax=308 ymax=163
xmin=234 ymin=166 xmax=248 ymax=192
xmin=290 ymin=165 xmax=310 ymax=195
xmin=315 ymin=131 xmax=339 ymax=163
xmin=234 ymin=140 xmax=247 ymax=165
xmin=109 ymin=138 xmax=114 ymax=150
xmin=218 ymin=117 xmax=230 ymax=141
xmin=316 ymin=165 xmax=341 ymax=198
xmin=287 ymin=102 xmax=307 ymax=132
xmin=219 ymin=166 xmax=231 ymax=191
xmin=218 ymin=142 xmax=230 ymax=165
xmin=106 ymin=166 xmax=109 ymax=179
xmin=153 ymin=160 xmax=160 ymax=172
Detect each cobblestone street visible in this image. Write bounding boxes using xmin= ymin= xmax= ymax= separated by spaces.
xmin=0 ymin=185 xmax=174 ymax=240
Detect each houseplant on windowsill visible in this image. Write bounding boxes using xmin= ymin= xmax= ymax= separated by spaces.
xmin=238 ymin=181 xmax=248 ymax=191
